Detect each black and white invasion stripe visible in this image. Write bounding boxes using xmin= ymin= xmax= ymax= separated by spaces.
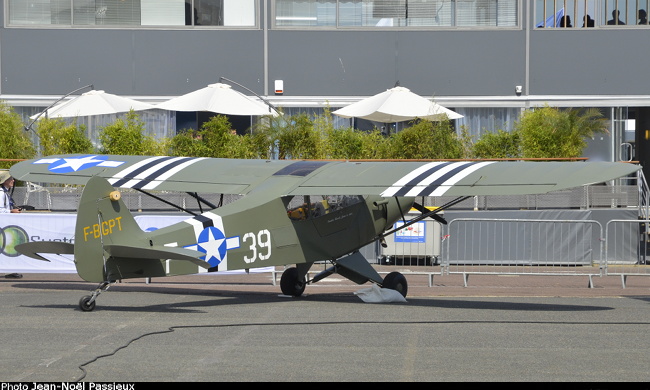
xmin=381 ymin=161 xmax=495 ymax=197
xmin=108 ymin=156 xmax=206 ymax=190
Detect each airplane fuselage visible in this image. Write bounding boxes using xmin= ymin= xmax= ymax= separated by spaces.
xmin=73 ymin=173 xmax=415 ymax=282
xmin=127 ymin=192 xmax=414 ymax=279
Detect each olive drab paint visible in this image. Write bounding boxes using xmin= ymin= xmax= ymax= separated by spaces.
xmin=83 ymin=217 xmax=123 ymax=241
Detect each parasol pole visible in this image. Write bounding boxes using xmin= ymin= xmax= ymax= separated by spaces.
xmin=24 ymin=84 xmax=94 ymax=134
xmin=219 ymin=76 xmax=278 ymax=115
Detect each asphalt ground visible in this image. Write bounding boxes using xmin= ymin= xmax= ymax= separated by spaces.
xmin=2 ymin=267 xmax=650 ymax=382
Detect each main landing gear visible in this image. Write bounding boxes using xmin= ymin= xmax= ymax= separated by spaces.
xmin=279 ymin=267 xmax=307 ymax=297
xmin=78 ymin=281 xmax=112 ymax=312
xmin=279 ymin=266 xmax=408 ymax=299
xmin=381 ymin=271 xmax=408 ymax=298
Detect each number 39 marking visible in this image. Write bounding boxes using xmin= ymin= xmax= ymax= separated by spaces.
xmin=243 ymin=229 xmax=271 ymax=263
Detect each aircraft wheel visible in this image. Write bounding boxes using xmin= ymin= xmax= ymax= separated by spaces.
xmin=79 ymin=295 xmax=96 ymax=312
xmin=280 ymin=267 xmax=306 ymax=297
xmin=382 ymin=271 xmax=408 ymax=298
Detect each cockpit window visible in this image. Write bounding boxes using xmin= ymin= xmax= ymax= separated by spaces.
xmin=286 ymin=195 xmax=362 ymax=220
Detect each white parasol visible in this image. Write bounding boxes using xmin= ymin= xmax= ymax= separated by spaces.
xmin=332 ymin=86 xmax=462 ymax=123
xmin=156 ymin=83 xmax=279 ymax=117
xmin=30 ymin=90 xmax=155 ymax=119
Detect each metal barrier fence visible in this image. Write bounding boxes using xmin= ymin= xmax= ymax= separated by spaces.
xmin=604 ymin=219 xmax=650 ymax=287
xmin=379 ymin=217 xmax=650 ymax=288
xmin=442 ymin=218 xmax=606 ymax=287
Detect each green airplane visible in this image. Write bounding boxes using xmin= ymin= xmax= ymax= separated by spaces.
xmin=9 ymin=154 xmax=639 ymax=311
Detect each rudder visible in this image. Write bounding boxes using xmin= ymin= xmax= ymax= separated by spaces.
xmin=74 ymin=175 xmax=146 ymax=282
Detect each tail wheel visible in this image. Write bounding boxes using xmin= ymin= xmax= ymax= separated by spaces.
xmin=280 ymin=267 xmax=306 ymax=297
xmin=382 ymin=271 xmax=408 ymax=298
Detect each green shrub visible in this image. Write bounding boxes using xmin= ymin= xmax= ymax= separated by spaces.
xmin=360 ymin=129 xmax=394 ymax=159
xmin=275 ymin=113 xmax=325 ymax=159
xmin=0 ymin=101 xmax=36 ymax=168
xmin=472 ymin=129 xmax=520 ymax=159
xmin=169 ymin=129 xmax=205 ymax=157
xmin=325 ymin=127 xmax=365 ymax=159
xmin=200 ymin=115 xmax=252 ymax=158
xmin=36 ymin=117 xmax=94 ymax=156
xmin=390 ymin=119 xmax=465 ymax=159
xmin=517 ymin=105 xmax=607 ymax=158
xmin=98 ymin=110 xmax=162 ymax=155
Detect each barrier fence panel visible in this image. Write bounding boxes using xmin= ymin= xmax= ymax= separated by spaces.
xmin=379 ymin=212 xmax=443 ymax=266
xmin=604 ymin=219 xmax=650 ymax=286
xmin=443 ymin=218 xmax=604 ymax=285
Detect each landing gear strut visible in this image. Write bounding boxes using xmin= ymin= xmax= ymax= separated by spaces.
xmin=79 ymin=281 xmax=111 ymax=311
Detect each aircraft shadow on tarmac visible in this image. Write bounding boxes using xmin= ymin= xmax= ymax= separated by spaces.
xmin=11 ymin=280 xmax=625 ymax=314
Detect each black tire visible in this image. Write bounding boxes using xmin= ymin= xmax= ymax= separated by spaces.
xmin=79 ymin=295 xmax=96 ymax=312
xmin=280 ymin=267 xmax=306 ymax=297
xmin=382 ymin=271 xmax=408 ymax=298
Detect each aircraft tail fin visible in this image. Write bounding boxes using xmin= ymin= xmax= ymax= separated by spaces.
xmin=73 ymin=175 xmax=140 ymax=282
xmin=74 ymin=176 xmax=209 ymax=282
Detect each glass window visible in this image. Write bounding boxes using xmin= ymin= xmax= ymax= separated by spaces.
xmin=535 ymin=0 xmax=596 ymax=28
xmin=8 ymin=0 xmax=256 ymax=27
xmin=286 ymin=195 xmax=362 ymax=220
xmin=187 ymin=0 xmax=224 ymax=26
xmin=601 ymin=0 xmax=649 ymax=25
xmin=535 ymin=0 xmax=649 ymax=28
xmin=143 ymin=0 xmax=184 ymax=26
xmin=9 ymin=0 xmax=72 ymax=25
xmin=276 ymin=0 xmax=519 ymax=28
xmin=73 ymin=0 xmax=101 ymax=25
xmin=458 ymin=0 xmax=493 ymax=26
xmin=72 ymin=0 xmax=141 ymax=26
xmin=275 ymin=0 xmax=336 ymax=27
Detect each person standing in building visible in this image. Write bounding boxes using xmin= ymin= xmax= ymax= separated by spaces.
xmin=583 ymin=14 xmax=595 ymax=27
xmin=638 ymin=9 xmax=648 ymax=25
xmin=559 ymin=15 xmax=572 ymax=27
xmin=607 ymin=10 xmax=626 ymax=25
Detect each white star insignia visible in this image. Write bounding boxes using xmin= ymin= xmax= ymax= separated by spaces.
xmin=53 ymin=155 xmax=106 ymax=172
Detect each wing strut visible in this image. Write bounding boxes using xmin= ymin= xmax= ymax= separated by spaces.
xmin=411 ymin=201 xmax=447 ymax=225
xmin=394 ymin=196 xmax=407 ymax=225
xmin=379 ymin=196 xmax=470 ymax=239
xmin=185 ymin=192 xmax=221 ymax=212
xmin=134 ymin=189 xmax=199 ymax=216
xmin=134 ymin=189 xmax=223 ymax=214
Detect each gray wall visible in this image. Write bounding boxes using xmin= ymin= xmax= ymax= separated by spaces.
xmin=0 ymin=29 xmax=266 ymax=96
xmin=1 ymin=1 xmax=649 ymax=98
xmin=529 ymin=29 xmax=650 ymax=96
xmin=267 ymin=30 xmax=525 ymax=97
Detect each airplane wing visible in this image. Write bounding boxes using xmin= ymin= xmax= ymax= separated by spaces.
xmin=10 ymin=154 xmax=639 ymax=197
xmin=10 ymin=154 xmax=293 ymax=194
xmin=290 ymin=160 xmax=641 ymax=197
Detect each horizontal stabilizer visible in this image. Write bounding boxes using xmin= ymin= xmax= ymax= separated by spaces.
xmin=104 ymin=244 xmax=211 ymax=269
xmin=15 ymin=241 xmax=75 ymax=262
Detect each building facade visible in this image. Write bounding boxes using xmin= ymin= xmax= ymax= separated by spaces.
xmin=1 ymin=1 xmax=649 ymax=173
